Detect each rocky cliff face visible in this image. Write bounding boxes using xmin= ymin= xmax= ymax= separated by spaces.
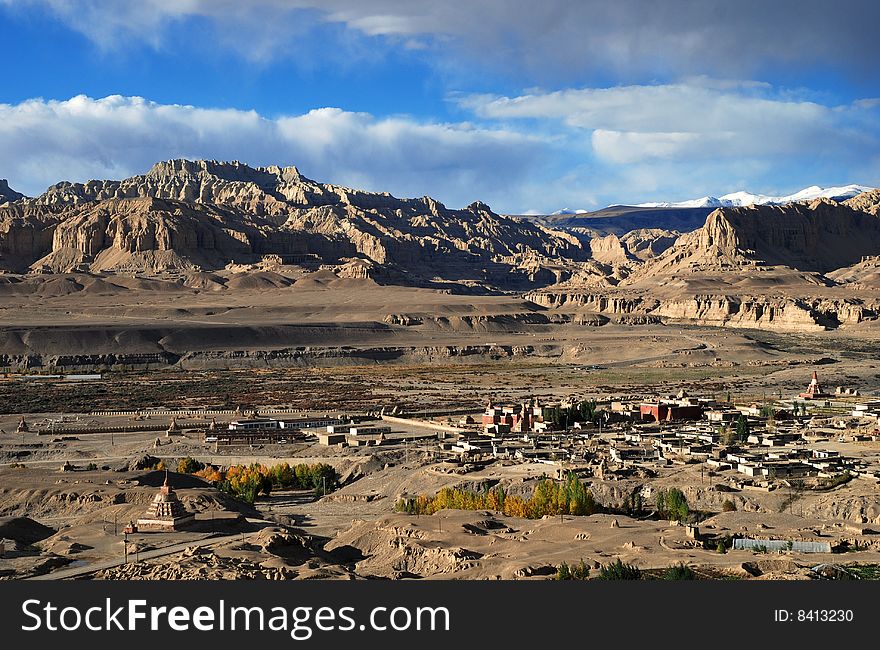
xmin=525 ymin=288 xmax=880 ymax=332
xmin=618 ymin=228 xmax=678 ymax=261
xmin=844 ymin=188 xmax=880 ymax=216
xmin=29 ymin=196 xmax=313 ymax=274
xmin=0 ymin=204 xmax=61 ymax=272
xmin=649 ymin=296 xmax=841 ymax=331
xmin=589 ymin=233 xmax=634 ymax=266
xmin=530 ymin=195 xmax=880 ymax=331
xmin=630 ymin=199 xmax=880 ymax=280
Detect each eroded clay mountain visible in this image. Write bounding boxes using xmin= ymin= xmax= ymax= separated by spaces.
xmin=1 ymin=160 xmax=586 ymax=290
xmin=629 ymin=199 xmax=880 ymax=279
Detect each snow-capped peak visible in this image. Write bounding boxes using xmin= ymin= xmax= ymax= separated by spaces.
xmin=634 ymin=184 xmax=874 ymax=209
xmin=551 ymin=207 xmax=590 ymax=215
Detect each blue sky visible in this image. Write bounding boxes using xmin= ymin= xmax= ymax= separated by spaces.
xmin=1 ymin=1 xmax=879 ymax=213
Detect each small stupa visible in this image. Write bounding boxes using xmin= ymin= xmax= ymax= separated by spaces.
xmin=136 ymin=472 xmax=194 ymax=532
xmin=799 ymin=370 xmax=830 ymax=400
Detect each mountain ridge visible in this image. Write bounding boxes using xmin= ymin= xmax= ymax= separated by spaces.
xmin=0 ymin=159 xmax=587 ymax=290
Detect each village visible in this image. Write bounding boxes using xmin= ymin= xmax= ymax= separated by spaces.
xmin=190 ymin=368 xmax=880 ymax=493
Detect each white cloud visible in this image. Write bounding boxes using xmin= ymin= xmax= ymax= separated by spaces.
xmin=461 ymin=80 xmax=880 ymax=163
xmin=0 ymin=95 xmax=545 ymax=209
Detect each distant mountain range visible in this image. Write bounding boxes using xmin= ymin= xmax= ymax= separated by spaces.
xmin=634 ymin=184 xmax=874 ymax=208
xmin=543 ymin=184 xmax=876 ymax=215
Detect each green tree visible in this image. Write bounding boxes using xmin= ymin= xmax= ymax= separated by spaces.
xmin=759 ymin=404 xmax=776 ymax=418
xmin=294 ymin=463 xmax=311 ymax=488
xmin=532 ymin=478 xmax=560 ymax=516
xmin=566 ymin=472 xmax=598 ymax=516
xmin=269 ymin=462 xmax=294 ymax=488
xmin=556 ymin=559 xmax=590 ymax=580
xmin=309 ymin=463 xmax=338 ymax=493
xmin=657 ymin=487 xmax=689 ymax=523
xmin=555 ymin=562 xmax=572 ymax=580
xmin=735 ymin=414 xmax=750 ymax=441
xmin=571 ymin=559 xmax=590 ymax=579
xmin=579 ymin=400 xmax=598 ymax=422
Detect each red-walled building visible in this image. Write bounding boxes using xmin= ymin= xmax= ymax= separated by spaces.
xmin=640 ymin=401 xmax=703 ymax=422
xmin=482 ymin=400 xmax=541 ymax=433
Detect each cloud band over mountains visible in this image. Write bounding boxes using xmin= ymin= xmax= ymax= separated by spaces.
xmin=0 ymin=95 xmax=544 ymax=206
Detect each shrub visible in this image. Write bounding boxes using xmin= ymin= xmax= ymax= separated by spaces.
xmin=722 ymin=499 xmax=736 ymax=512
xmin=177 ymin=457 xmax=204 ymax=474
xmin=664 ymin=563 xmax=696 ymax=580
xmin=555 ymin=560 xmax=590 ymax=580
xmin=817 ymin=471 xmax=852 ymax=490
xmin=194 ymin=465 xmax=223 ymax=483
xmin=597 ymin=559 xmax=641 ymax=580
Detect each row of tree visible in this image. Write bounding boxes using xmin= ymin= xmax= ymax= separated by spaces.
xmin=395 ymin=472 xmax=600 ymax=519
xmin=175 ymin=458 xmax=339 ymax=504
xmin=218 ymin=464 xmax=273 ymax=504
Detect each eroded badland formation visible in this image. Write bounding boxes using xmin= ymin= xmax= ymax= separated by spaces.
xmin=2 ymin=160 xmax=880 ymax=581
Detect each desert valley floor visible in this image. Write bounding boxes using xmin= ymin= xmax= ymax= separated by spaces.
xmin=2 ymin=280 xmax=880 ymax=580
